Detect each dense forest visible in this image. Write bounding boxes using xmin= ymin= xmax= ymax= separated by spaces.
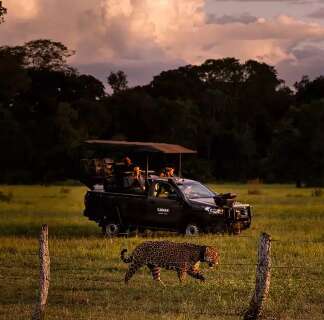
xmin=0 ymin=6 xmax=324 ymax=185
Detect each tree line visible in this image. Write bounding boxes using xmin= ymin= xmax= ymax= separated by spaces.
xmin=0 ymin=38 xmax=323 ymax=186
xmin=0 ymin=2 xmax=6 ymax=24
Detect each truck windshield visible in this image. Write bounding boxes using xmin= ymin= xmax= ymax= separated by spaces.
xmin=178 ymin=181 xmax=215 ymax=199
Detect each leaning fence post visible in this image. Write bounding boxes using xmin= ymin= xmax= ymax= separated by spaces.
xmin=244 ymin=232 xmax=271 ymax=320
xmin=32 ymin=224 xmax=50 ymax=320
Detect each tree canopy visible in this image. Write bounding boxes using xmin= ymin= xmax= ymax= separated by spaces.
xmin=108 ymin=70 xmax=128 ymax=94
xmin=0 ymin=1 xmax=7 ymax=23
xmin=0 ymin=39 xmax=323 ymax=186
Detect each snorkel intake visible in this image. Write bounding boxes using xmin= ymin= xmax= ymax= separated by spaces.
xmin=213 ymin=192 xmax=237 ymax=207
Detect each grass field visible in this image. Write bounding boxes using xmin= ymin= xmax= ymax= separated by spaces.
xmin=0 ymin=184 xmax=323 ymax=320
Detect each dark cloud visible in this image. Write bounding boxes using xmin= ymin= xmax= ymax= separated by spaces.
xmin=308 ymin=7 xmax=324 ymax=18
xmin=211 ymin=0 xmax=311 ymax=2
xmin=210 ymin=0 xmax=315 ymax=3
xmin=277 ymin=45 xmax=324 ymax=85
xmin=292 ymin=45 xmax=324 ymax=59
xmin=207 ymin=13 xmax=258 ymax=24
xmin=76 ymin=59 xmax=186 ymax=87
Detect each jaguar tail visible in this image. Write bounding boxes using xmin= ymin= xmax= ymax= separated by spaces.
xmin=121 ymin=249 xmax=133 ymax=263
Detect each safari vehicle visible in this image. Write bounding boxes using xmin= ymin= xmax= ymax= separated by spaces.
xmin=81 ymin=140 xmax=252 ymax=236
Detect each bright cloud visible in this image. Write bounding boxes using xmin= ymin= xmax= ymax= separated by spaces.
xmin=1 ymin=0 xmax=324 ymax=85
xmin=7 ymin=0 xmax=40 ymax=19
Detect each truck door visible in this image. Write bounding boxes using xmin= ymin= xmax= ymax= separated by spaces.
xmin=117 ymin=193 xmax=147 ymax=225
xmin=146 ymin=181 xmax=183 ymax=228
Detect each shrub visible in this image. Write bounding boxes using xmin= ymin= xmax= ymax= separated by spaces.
xmin=311 ymin=188 xmax=323 ymax=197
xmin=60 ymin=187 xmax=71 ymax=194
xmin=286 ymin=194 xmax=304 ymax=198
xmin=0 ymin=191 xmax=13 ymax=203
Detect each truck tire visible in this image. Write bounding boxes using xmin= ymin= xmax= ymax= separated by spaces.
xmin=102 ymin=223 xmax=120 ymax=237
xmin=184 ymin=224 xmax=200 ymax=236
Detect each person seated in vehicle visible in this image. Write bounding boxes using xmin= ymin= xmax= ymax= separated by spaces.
xmin=130 ymin=166 xmax=146 ymax=193
xmin=114 ymin=156 xmax=135 ymax=189
xmin=154 ymin=182 xmax=177 ymax=199
xmin=120 ymin=156 xmax=134 ymax=174
xmin=167 ymin=167 xmax=175 ymax=177
xmin=159 ymin=167 xmax=175 ymax=178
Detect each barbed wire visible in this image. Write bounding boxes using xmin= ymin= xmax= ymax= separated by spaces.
xmin=0 ymin=235 xmax=323 ymax=253
xmin=1 ymin=237 xmax=323 ymax=257
xmin=2 ymin=250 xmax=324 ymax=265
xmin=1 ymin=261 xmax=323 ymax=273
xmin=272 ymin=239 xmax=324 ymax=243
xmin=0 ymin=273 xmax=322 ymax=283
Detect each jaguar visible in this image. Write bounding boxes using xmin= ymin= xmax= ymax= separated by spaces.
xmin=121 ymin=240 xmax=219 ymax=285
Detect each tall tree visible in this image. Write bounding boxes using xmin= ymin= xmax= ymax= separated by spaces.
xmin=269 ymin=100 xmax=324 ymax=186
xmin=0 ymin=1 xmax=7 ymax=23
xmin=107 ymin=70 xmax=128 ymax=94
xmin=16 ymin=39 xmax=75 ymax=72
xmin=149 ymin=65 xmax=203 ymax=100
xmin=295 ymin=75 xmax=324 ymax=105
xmin=0 ymin=47 xmax=30 ymax=105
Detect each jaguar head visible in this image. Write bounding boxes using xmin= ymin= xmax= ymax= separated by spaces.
xmin=204 ymin=246 xmax=219 ymax=268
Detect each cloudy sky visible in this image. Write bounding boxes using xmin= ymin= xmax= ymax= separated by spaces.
xmin=2 ymin=0 xmax=324 ymax=86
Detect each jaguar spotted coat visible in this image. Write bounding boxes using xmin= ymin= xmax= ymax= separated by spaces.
xmin=121 ymin=241 xmax=219 ymax=285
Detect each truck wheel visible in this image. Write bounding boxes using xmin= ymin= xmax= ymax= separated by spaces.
xmin=102 ymin=223 xmax=120 ymax=237
xmin=184 ymin=224 xmax=200 ymax=236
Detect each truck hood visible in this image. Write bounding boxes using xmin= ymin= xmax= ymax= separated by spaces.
xmin=189 ymin=198 xmax=250 ymax=209
xmin=189 ymin=198 xmax=217 ymax=206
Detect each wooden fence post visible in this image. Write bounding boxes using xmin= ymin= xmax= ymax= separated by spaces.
xmin=244 ymin=232 xmax=271 ymax=320
xmin=32 ymin=224 xmax=50 ymax=320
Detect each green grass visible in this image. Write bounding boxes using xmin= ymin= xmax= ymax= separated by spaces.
xmin=0 ymin=184 xmax=323 ymax=319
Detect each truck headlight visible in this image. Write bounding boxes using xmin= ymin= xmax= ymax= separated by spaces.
xmin=235 ymin=208 xmax=248 ymax=217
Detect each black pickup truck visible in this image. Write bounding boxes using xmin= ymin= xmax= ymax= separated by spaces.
xmin=84 ymin=177 xmax=252 ymax=236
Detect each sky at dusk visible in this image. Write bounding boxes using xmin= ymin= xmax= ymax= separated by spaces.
xmin=2 ymin=0 xmax=324 ymax=86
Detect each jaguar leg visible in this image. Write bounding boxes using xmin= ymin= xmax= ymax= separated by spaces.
xmin=176 ymin=268 xmax=187 ymax=283
xmin=148 ymin=264 xmax=165 ymax=287
xmin=125 ymin=261 xmax=142 ymax=284
xmin=187 ymin=268 xmax=205 ymax=281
